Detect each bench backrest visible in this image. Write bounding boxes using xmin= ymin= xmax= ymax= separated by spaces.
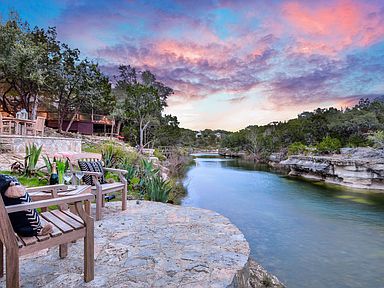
xmin=68 ymin=153 xmax=103 ymax=170
xmin=65 ymin=153 xmax=104 ymax=185
xmin=35 ymin=116 xmax=46 ymax=132
xmin=0 ymin=195 xmax=19 ymax=250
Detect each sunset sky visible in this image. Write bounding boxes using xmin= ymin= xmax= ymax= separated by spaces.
xmin=1 ymin=0 xmax=384 ymax=131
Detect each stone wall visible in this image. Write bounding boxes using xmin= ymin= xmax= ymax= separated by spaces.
xmin=0 ymin=135 xmax=81 ymax=154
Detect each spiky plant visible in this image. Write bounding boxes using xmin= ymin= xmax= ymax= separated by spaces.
xmin=144 ymin=175 xmax=172 ymax=203
xmin=24 ymin=144 xmax=42 ymax=176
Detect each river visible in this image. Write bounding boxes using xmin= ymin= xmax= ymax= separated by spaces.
xmin=182 ymin=154 xmax=384 ymax=288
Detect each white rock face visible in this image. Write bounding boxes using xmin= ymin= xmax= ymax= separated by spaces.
xmin=280 ymin=148 xmax=384 ymax=190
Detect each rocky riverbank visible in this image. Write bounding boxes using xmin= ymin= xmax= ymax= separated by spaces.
xmin=280 ymin=148 xmax=384 ymax=190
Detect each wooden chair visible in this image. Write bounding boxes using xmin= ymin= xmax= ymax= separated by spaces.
xmin=26 ymin=116 xmax=45 ymax=136
xmin=68 ymin=153 xmax=128 ymax=221
xmin=0 ymin=114 xmax=12 ymax=134
xmin=0 ymin=193 xmax=95 ymax=288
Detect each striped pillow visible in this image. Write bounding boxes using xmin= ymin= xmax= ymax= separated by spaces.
xmin=78 ymin=160 xmax=106 ymax=185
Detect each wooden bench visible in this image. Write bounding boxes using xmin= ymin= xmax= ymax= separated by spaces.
xmin=66 ymin=153 xmax=128 ymax=221
xmin=0 ymin=193 xmax=95 ymax=288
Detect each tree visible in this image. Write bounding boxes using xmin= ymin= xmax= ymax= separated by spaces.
xmin=47 ymin=44 xmax=112 ymax=132
xmin=64 ymin=62 xmax=112 ymax=132
xmin=0 ymin=12 xmax=52 ymax=117
xmin=114 ymin=65 xmax=173 ymax=149
xmin=245 ymin=127 xmax=261 ymax=157
xmin=154 ymin=114 xmax=181 ymax=146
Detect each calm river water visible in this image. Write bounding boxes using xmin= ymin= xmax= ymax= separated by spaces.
xmin=182 ymin=154 xmax=384 ymax=288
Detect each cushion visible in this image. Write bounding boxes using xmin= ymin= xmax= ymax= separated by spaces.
xmin=0 ymin=174 xmax=43 ymax=236
xmin=78 ymin=160 xmax=106 ymax=186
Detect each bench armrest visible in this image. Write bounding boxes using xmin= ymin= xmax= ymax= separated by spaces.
xmin=103 ymin=167 xmax=128 ymax=175
xmin=6 ymin=193 xmax=94 ymax=213
xmin=82 ymin=171 xmax=103 ymax=177
xmin=26 ymin=184 xmax=67 ymax=193
xmin=103 ymin=167 xmax=128 ymax=184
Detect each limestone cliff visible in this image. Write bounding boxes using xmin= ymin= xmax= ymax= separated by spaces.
xmin=280 ymin=148 xmax=384 ymax=190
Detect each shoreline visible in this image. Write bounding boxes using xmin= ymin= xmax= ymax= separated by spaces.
xmin=279 ymin=148 xmax=384 ymax=192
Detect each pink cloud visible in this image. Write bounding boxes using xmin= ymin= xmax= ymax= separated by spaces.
xmin=282 ymin=0 xmax=384 ymax=54
xmin=280 ymin=0 xmax=384 ymax=54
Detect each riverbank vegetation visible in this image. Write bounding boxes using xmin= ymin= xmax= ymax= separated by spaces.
xmin=83 ymin=141 xmax=190 ymax=204
xmin=221 ymin=97 xmax=384 ymax=160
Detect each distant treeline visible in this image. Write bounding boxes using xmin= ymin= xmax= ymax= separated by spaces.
xmin=220 ymin=98 xmax=384 ymax=157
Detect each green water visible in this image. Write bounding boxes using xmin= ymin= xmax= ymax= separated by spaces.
xmin=182 ymin=154 xmax=384 ymax=288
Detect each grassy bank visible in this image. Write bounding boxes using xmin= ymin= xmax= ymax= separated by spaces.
xmin=0 ymin=171 xmax=48 ymax=187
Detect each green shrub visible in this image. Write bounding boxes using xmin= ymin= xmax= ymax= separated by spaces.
xmin=368 ymin=131 xmax=384 ymax=148
xmin=316 ymin=136 xmax=342 ymax=154
xmin=120 ymin=150 xmax=142 ymax=167
xmin=167 ymin=179 xmax=187 ymax=204
xmin=144 ymin=175 xmax=172 ymax=203
xmin=101 ymin=143 xmax=126 ymax=168
xmin=288 ymin=142 xmax=307 ymax=156
xmin=0 ymin=171 xmax=47 ymax=187
xmin=346 ymin=133 xmax=368 ymax=148
xmin=82 ymin=142 xmax=100 ymax=153
xmin=153 ymin=149 xmax=166 ymax=161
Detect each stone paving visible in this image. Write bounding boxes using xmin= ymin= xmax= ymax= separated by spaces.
xmin=1 ymin=201 xmax=250 ymax=288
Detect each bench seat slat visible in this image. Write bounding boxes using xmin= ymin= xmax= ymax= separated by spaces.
xmin=41 ymin=212 xmax=74 ymax=233
xmin=62 ymin=210 xmax=84 ymax=225
xmin=19 ymin=236 xmax=37 ymax=246
xmin=40 ymin=217 xmax=62 ymax=237
xmin=51 ymin=210 xmax=84 ymax=230
xmin=36 ymin=233 xmax=50 ymax=242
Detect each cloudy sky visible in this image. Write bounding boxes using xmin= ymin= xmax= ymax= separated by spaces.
xmin=1 ymin=0 xmax=384 ymax=131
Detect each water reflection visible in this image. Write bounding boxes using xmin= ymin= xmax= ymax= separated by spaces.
xmin=183 ymin=155 xmax=384 ymax=288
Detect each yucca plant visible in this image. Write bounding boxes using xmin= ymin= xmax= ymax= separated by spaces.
xmin=42 ymin=155 xmax=53 ymax=174
xmin=144 ymin=175 xmax=172 ymax=203
xmin=24 ymin=144 xmax=43 ymax=176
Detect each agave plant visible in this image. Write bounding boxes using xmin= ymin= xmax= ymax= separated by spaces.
xmin=24 ymin=144 xmax=43 ymax=176
xmin=144 ymin=175 xmax=172 ymax=203
xmin=101 ymin=143 xmax=125 ymax=168
xmin=141 ymin=159 xmax=159 ymax=177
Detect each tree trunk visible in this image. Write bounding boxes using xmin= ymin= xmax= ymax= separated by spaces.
xmin=31 ymin=94 xmax=39 ymax=120
xmin=139 ymin=120 xmax=144 ymax=150
xmin=58 ymin=109 xmax=64 ymax=133
xmin=58 ymin=117 xmax=63 ymax=133
xmin=116 ymin=121 xmax=122 ymax=136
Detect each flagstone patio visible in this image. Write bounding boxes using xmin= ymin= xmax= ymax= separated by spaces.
xmin=1 ymin=201 xmax=251 ymax=288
